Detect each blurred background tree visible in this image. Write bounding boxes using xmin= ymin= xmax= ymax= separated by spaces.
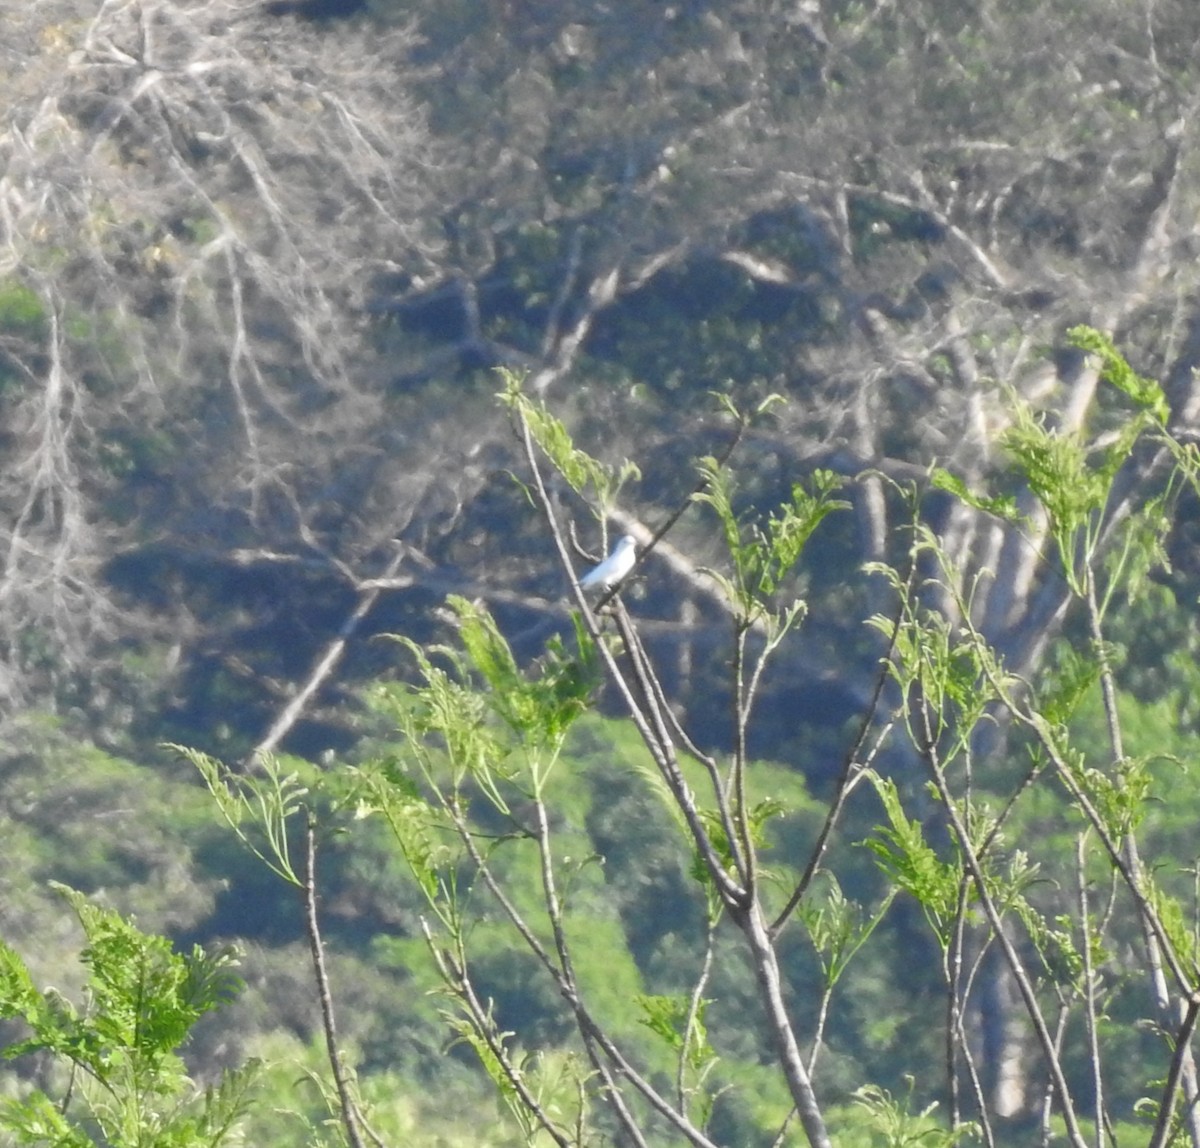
xmin=5 ymin=1 xmax=1200 ymax=1143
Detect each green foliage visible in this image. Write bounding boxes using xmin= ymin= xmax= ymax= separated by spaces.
xmin=637 ymin=992 xmax=713 ymax=1072
xmin=0 ymin=886 xmax=257 ymax=1148
xmin=1062 ymin=748 xmax=1154 ymax=841
xmin=1002 ymin=400 xmax=1114 ymax=527
xmin=849 ymin=1083 xmax=977 ymax=1148
xmin=179 ymin=747 xmax=313 ymax=887
xmin=351 ymin=598 xmax=681 ymax=1139
xmin=868 ymin=542 xmax=1010 ymax=748
xmin=799 ymin=876 xmax=896 ymax=990
xmin=1035 ymin=643 xmax=1104 ymax=728
xmin=370 ymin=596 xmax=597 ymax=824
xmin=927 ymin=328 xmax=1179 ymax=609
xmin=864 ymin=776 xmax=963 ymax=944
xmin=451 ymin=596 xmax=599 ymax=757
xmin=357 ymin=358 xmax=1200 ymax=1142
xmin=637 ymin=992 xmax=719 ymax=1127
xmin=694 ymin=447 xmax=848 ymax=628
xmin=859 ymin=338 xmax=1200 ymax=1145
xmin=1101 ymin=492 xmax=1173 ymax=613
xmin=0 ymin=280 xmax=46 ymax=337
xmin=1145 ymin=879 xmax=1200 ymax=986
xmin=929 ymin=468 xmax=1019 ymax=521
xmin=18 ymin=0 xmax=1200 ymax=1139
xmin=999 ymin=397 xmax=1137 ymax=595
xmin=1067 ymin=326 xmax=1170 ymax=426
xmin=499 ymin=371 xmax=640 ymax=518
xmin=353 ymin=629 xmax=864 ymax=1141
xmin=1000 ymin=328 xmax=1178 ymax=601
xmin=0 ymin=719 xmax=221 ymax=987
xmin=12 ymin=313 xmax=1200 ymax=1145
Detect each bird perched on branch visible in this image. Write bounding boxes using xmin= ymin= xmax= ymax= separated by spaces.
xmin=579 ymin=535 xmax=638 ymax=592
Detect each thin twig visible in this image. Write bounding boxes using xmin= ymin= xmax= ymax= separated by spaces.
xmin=1150 ymin=1000 xmax=1200 ymax=1148
xmin=918 ymin=729 xmax=1089 ymax=1148
xmin=303 ymin=816 xmax=364 ymax=1148
xmin=730 ymin=625 xmax=758 ymax=896
xmin=770 ymin=561 xmax=911 ymax=937
xmin=768 ymin=1106 xmax=798 ymax=1148
xmin=954 ymin=915 xmax=998 ymax=1148
xmin=678 ymin=916 xmax=720 ymax=1112
xmin=945 ymin=881 xmax=967 ymax=1129
xmin=616 ymin=604 xmax=748 ymax=885
xmin=1077 ymin=833 xmax=1104 ymax=1148
xmin=421 ymin=923 xmax=574 ymax=1148
xmin=805 ymin=971 xmax=837 ymax=1080
xmin=444 ymin=802 xmax=710 ymax=1148
xmin=1040 ymin=1004 xmax=1072 ymax=1148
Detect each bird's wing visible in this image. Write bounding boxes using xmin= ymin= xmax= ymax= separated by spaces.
xmin=579 ymin=553 xmax=612 ymax=587
xmin=579 ymin=536 xmax=636 ymax=589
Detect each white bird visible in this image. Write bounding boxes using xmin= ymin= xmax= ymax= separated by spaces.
xmin=578 ymin=534 xmax=638 ymax=591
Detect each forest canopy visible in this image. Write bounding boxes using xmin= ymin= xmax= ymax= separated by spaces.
xmin=4 ymin=2 xmax=1200 ymax=1146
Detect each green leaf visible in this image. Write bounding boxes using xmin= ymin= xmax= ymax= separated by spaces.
xmin=176 ymin=746 xmax=309 ymax=887
xmin=1001 ymin=404 xmax=1108 ymax=528
xmin=636 ymin=993 xmax=716 ymax=1072
xmin=1068 ymin=325 xmax=1170 ymax=425
xmin=799 ymin=876 xmax=897 ymax=987
xmin=930 ymin=467 xmax=1020 ymax=521
xmin=1036 ymin=643 xmax=1102 ymax=727
xmin=865 ymin=775 xmax=963 ymax=942
xmin=0 ymin=1092 xmax=93 ymax=1148
xmin=694 ymin=461 xmax=847 ymax=621
xmin=499 ymin=371 xmax=639 ymax=511
xmin=0 ymin=888 xmax=252 ymax=1148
